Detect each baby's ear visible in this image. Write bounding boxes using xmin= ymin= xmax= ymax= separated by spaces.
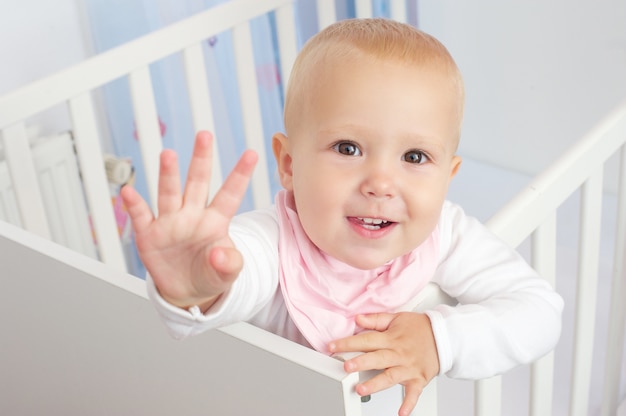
xmin=449 ymin=155 xmax=462 ymax=180
xmin=272 ymin=133 xmax=294 ymax=190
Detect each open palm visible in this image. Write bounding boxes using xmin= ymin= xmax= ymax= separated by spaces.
xmin=121 ymin=131 xmax=258 ymax=310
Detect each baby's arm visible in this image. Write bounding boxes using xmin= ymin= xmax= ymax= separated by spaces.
xmin=424 ymin=203 xmax=563 ymax=379
xmin=329 ymin=201 xmax=563 ymax=416
xmin=121 ymin=131 xmax=257 ymax=312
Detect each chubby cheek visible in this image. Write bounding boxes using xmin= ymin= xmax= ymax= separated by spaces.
xmin=290 ymin=168 xmax=342 ymax=249
xmin=291 ymin=155 xmax=339 ymax=201
xmin=406 ymin=182 xmax=447 ymax=235
xmin=291 ymin=190 xmax=336 ymax=255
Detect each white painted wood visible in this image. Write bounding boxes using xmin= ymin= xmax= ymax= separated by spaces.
xmin=30 ymin=133 xmax=98 ymax=260
xmin=0 ymin=0 xmax=294 ymax=130
xmin=274 ymin=2 xmax=299 ymax=91
xmin=0 ymin=123 xmax=50 ymax=239
xmin=128 ymin=65 xmax=163 ymax=212
xmin=570 ymin=168 xmax=603 ymax=416
xmin=355 ymin=0 xmax=374 ymax=18
xmin=0 ymin=158 xmax=21 ymax=226
xmin=316 ymin=0 xmax=337 ymax=29
xmin=475 ymin=376 xmax=502 ymax=416
xmin=411 ymin=380 xmax=437 ymax=415
xmin=600 ymin=144 xmax=626 ymax=416
xmin=390 ymin=0 xmax=408 ymax=22
xmin=232 ymin=21 xmax=272 ymax=208
xmin=182 ymin=42 xmax=222 ymax=201
xmin=530 ymin=214 xmax=557 ymax=416
xmin=0 ymin=220 xmax=363 ymax=416
xmin=68 ymin=93 xmax=127 ymax=272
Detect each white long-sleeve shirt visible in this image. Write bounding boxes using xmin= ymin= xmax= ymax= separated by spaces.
xmin=147 ymin=200 xmax=563 ymax=379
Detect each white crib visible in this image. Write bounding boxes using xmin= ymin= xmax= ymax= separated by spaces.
xmin=0 ymin=1 xmax=624 ymax=415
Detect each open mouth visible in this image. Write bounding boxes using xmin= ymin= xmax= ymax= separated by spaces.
xmin=355 ymin=217 xmax=394 ymax=230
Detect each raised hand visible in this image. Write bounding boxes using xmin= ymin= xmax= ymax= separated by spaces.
xmin=120 ymin=131 xmax=258 ymax=311
xmin=328 ymin=312 xmax=440 ymax=416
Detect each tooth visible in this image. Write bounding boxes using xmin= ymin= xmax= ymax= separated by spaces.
xmin=359 ymin=217 xmax=385 ymax=224
xmin=362 ymin=224 xmax=380 ymax=230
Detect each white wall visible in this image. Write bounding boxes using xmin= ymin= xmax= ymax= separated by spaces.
xmin=418 ymin=0 xmax=626 ymax=177
xmin=0 ymin=0 xmax=89 ymax=135
xmin=0 ymin=0 xmax=87 ymax=94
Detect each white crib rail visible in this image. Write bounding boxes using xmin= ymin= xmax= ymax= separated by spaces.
xmin=602 ymin=144 xmax=626 ymax=416
xmin=486 ymin=102 xmax=626 ymax=416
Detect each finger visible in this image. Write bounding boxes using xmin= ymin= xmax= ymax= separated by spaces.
xmin=183 ymin=131 xmax=214 ymax=207
xmin=356 ymin=312 xmax=396 ymax=332
xmin=120 ymin=184 xmax=154 ymax=233
xmin=344 ymin=348 xmax=399 ymax=373
xmin=330 ymin=330 xmax=387 ymax=355
xmin=356 ymin=366 xmax=406 ymax=397
xmin=398 ymin=382 xmax=423 ymax=416
xmin=157 ymin=149 xmax=182 ymax=215
xmin=209 ymin=150 xmax=258 ymax=219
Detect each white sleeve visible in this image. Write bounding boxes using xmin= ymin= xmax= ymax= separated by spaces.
xmin=145 ymin=207 xmax=280 ymax=340
xmin=425 ymin=201 xmax=564 ymax=379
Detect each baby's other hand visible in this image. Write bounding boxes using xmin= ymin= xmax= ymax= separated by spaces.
xmin=328 ymin=312 xmax=439 ymax=416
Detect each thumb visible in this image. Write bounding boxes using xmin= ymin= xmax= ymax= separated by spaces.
xmin=208 ymin=246 xmax=244 ymax=285
xmin=356 ymin=312 xmax=396 ymax=332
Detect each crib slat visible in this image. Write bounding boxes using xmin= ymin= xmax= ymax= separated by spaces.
xmin=475 ymin=376 xmax=502 ymax=416
xmin=390 ymin=0 xmax=408 ymax=22
xmin=411 ymin=380 xmax=437 ymax=415
xmin=68 ymin=94 xmax=128 ymax=272
xmin=600 ymin=144 xmax=626 ymax=416
xmin=182 ymin=42 xmax=222 ymax=202
xmin=570 ymin=168 xmax=603 ymax=416
xmin=274 ymin=2 xmax=299 ymax=90
xmin=355 ymin=0 xmax=374 ymax=18
xmin=232 ymin=21 xmax=272 ymax=208
xmin=128 ymin=65 xmax=163 ymax=212
xmin=530 ymin=214 xmax=557 ymax=416
xmin=0 ymin=124 xmax=51 ymax=239
xmin=317 ymin=1 xmax=337 ymax=29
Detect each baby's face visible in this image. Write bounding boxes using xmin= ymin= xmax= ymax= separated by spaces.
xmin=275 ymin=55 xmax=462 ymax=269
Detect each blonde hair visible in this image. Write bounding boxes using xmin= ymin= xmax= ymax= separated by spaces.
xmin=283 ymin=18 xmax=465 ymax=139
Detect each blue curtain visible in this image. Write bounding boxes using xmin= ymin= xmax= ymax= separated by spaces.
xmin=83 ymin=0 xmax=405 ymax=276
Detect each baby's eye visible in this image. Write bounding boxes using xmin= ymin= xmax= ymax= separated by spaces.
xmin=333 ymin=141 xmax=362 ymax=156
xmin=403 ymin=150 xmax=428 ymax=164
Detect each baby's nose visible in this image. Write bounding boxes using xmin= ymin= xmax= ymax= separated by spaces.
xmin=359 ymin=164 xmax=397 ymax=199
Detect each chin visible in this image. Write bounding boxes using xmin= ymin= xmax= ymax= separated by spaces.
xmin=342 ymin=256 xmax=391 ymax=271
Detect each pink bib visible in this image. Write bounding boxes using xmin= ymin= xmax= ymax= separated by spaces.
xmin=276 ymin=190 xmax=439 ymax=354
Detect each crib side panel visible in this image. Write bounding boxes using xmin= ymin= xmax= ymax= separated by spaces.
xmin=0 ymin=221 xmax=362 ymax=416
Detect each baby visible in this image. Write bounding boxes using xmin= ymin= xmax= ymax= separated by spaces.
xmin=121 ymin=18 xmax=563 ymax=416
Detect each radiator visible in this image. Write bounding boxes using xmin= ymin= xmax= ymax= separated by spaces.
xmin=0 ymin=132 xmax=98 ymax=259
